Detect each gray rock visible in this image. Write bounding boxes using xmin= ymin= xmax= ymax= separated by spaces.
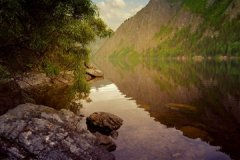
xmin=15 ymin=72 xmax=51 ymax=89
xmin=0 ymin=103 xmax=115 ymax=160
xmin=86 ymin=68 xmax=104 ymax=77
xmin=87 ymin=112 xmax=123 ymax=134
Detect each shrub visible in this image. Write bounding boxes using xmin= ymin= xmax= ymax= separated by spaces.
xmin=42 ymin=61 xmax=60 ymax=77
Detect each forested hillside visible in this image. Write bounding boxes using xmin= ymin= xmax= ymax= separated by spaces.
xmin=96 ymin=0 xmax=240 ymax=58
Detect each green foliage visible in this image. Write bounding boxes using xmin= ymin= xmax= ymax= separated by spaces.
xmin=72 ymin=63 xmax=90 ymax=93
xmin=198 ymin=18 xmax=240 ymax=56
xmin=0 ymin=0 xmax=111 ymax=51
xmin=0 ymin=0 xmax=112 ymax=93
xmin=42 ymin=61 xmax=60 ymax=77
xmin=147 ymin=27 xmax=193 ymax=57
xmin=148 ymin=14 xmax=240 ymax=58
xmin=111 ymin=0 xmax=238 ymax=59
xmin=204 ymin=0 xmax=233 ymax=26
xmin=0 ymin=0 xmax=111 ymax=61
xmin=182 ymin=0 xmax=233 ymax=27
xmin=183 ymin=0 xmax=207 ymax=13
xmin=155 ymin=26 xmax=173 ymax=38
xmin=72 ymin=76 xmax=90 ymax=93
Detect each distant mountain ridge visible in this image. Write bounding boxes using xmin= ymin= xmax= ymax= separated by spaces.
xmin=96 ymin=0 xmax=240 ymax=57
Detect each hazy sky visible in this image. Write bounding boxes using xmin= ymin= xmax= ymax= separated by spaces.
xmin=93 ymin=0 xmax=149 ymax=30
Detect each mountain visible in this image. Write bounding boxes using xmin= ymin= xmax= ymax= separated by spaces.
xmin=89 ymin=38 xmax=107 ymax=55
xmin=96 ymin=0 xmax=240 ymax=58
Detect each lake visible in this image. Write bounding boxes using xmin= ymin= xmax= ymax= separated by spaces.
xmin=81 ymin=58 xmax=240 ymax=160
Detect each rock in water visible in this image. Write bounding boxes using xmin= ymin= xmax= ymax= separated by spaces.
xmin=87 ymin=112 xmax=123 ymax=134
xmin=0 ymin=103 xmax=115 ymax=160
xmin=86 ymin=68 xmax=104 ymax=77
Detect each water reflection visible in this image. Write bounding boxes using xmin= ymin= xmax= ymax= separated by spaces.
xmin=82 ymin=80 xmax=231 ymax=160
xmin=89 ymin=59 xmax=240 ymax=159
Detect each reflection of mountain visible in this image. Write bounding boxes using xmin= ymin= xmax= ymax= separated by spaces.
xmin=96 ymin=59 xmax=240 ymax=159
xmin=96 ymin=0 xmax=240 ymax=57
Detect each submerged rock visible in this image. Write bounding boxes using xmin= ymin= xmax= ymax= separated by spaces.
xmin=0 ymin=103 xmax=115 ymax=160
xmin=87 ymin=112 xmax=123 ymax=134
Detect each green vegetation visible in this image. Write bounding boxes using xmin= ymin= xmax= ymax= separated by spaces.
xmin=183 ymin=0 xmax=208 ymax=14
xmin=72 ymin=64 xmax=90 ymax=93
xmin=182 ymin=0 xmax=233 ymax=26
xmin=204 ymin=0 xmax=233 ymax=26
xmin=147 ymin=18 xmax=240 ymax=57
xmin=145 ymin=0 xmax=239 ymax=58
xmin=199 ymin=18 xmax=240 ymax=56
xmin=42 ymin=61 xmax=60 ymax=77
xmin=154 ymin=26 xmax=173 ymax=38
xmin=0 ymin=0 xmax=112 ymax=92
xmin=108 ymin=1 xmax=239 ymax=59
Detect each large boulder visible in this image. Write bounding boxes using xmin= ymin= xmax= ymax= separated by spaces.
xmin=87 ymin=112 xmax=123 ymax=134
xmin=15 ymin=72 xmax=51 ymax=89
xmin=15 ymin=71 xmax=75 ymax=88
xmin=0 ymin=103 xmax=115 ymax=160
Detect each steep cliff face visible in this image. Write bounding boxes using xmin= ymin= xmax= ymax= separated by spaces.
xmin=96 ymin=0 xmax=178 ymax=56
xmin=96 ymin=0 xmax=240 ymax=57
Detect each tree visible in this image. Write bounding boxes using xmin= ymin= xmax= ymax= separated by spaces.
xmin=0 ymin=0 xmax=111 ymax=53
xmin=0 ymin=0 xmax=112 ymax=92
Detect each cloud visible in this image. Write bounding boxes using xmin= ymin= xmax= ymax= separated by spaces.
xmin=110 ymin=0 xmax=126 ymax=8
xmin=96 ymin=0 xmax=145 ymax=30
xmin=98 ymin=0 xmax=126 ymax=9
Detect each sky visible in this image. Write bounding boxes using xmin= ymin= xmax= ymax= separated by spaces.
xmin=92 ymin=0 xmax=149 ymax=30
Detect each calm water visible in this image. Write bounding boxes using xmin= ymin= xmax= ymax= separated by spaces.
xmin=81 ymin=59 xmax=240 ymax=160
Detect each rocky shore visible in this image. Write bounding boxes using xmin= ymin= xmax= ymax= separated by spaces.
xmin=0 ymin=103 xmax=116 ymax=160
xmin=0 ymin=67 xmax=123 ymax=160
